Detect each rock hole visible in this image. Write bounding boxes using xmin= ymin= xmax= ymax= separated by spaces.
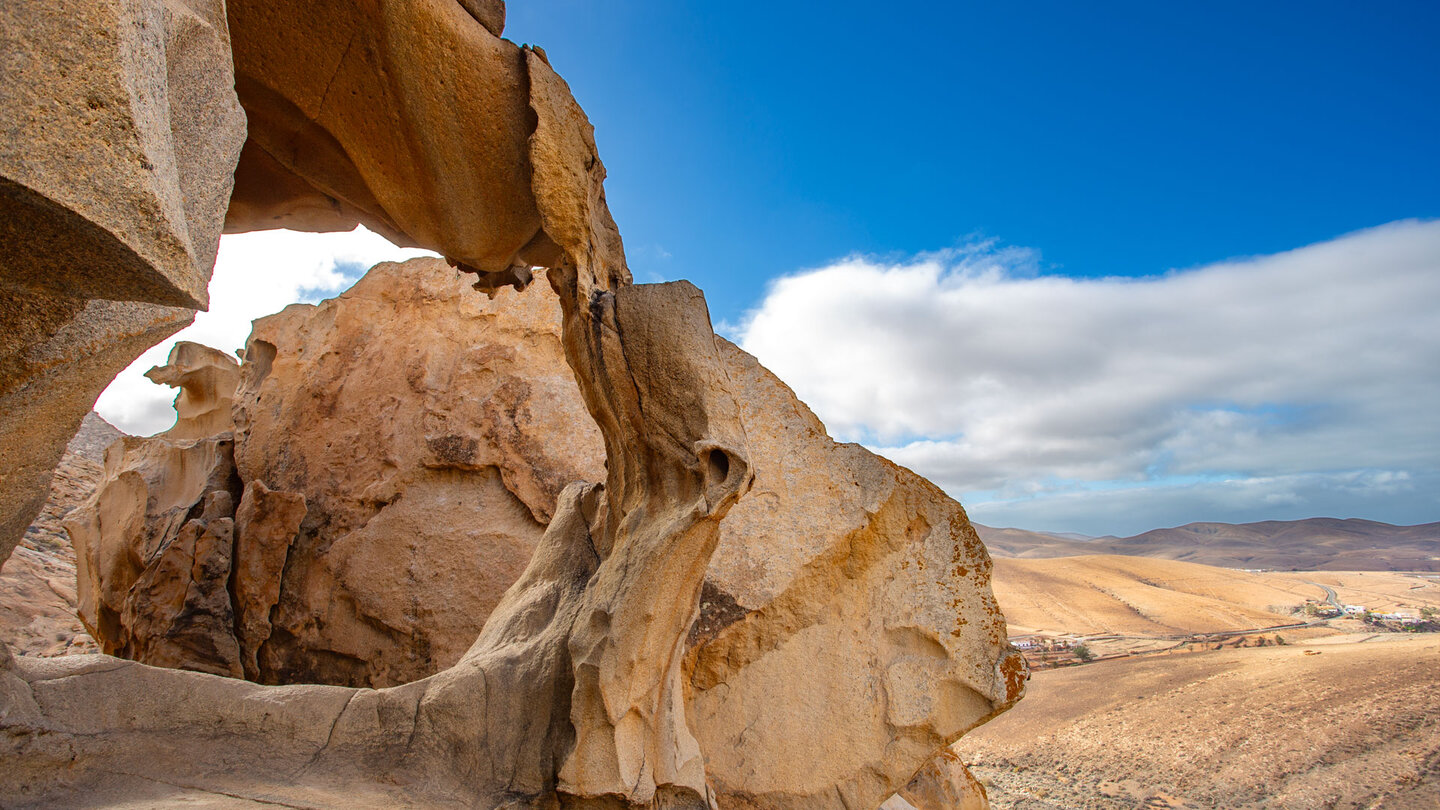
xmin=707 ymin=448 xmax=729 ymax=483
xmin=246 ymin=340 xmax=277 ymax=386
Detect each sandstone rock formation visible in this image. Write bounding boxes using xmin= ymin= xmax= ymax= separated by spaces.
xmin=0 ymin=0 xmax=620 ymax=573
xmin=6 ymin=277 xmax=759 ymax=810
xmin=0 ymin=0 xmax=244 ymax=567
xmin=688 ymin=341 xmax=1020 ymax=808
xmin=887 ymin=751 xmax=991 ymax=810
xmin=144 ymin=341 xmax=242 ymax=441
xmin=1 ymin=0 xmax=1019 ymax=806
xmin=67 ymin=343 xmax=245 ymax=677
xmin=231 ymin=260 xmax=601 ymax=686
xmin=65 ymin=257 xmax=1021 ymax=808
xmin=0 ymin=0 xmax=245 ymax=309
xmin=63 ymin=261 xmax=600 ymax=686
xmin=223 ymin=0 xmax=625 ymax=294
xmin=0 ymin=294 xmax=194 ymax=581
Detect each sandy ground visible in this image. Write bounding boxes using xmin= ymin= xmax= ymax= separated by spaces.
xmin=958 ymin=633 xmax=1440 ymax=809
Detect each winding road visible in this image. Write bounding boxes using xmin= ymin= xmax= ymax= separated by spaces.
xmin=1306 ymin=581 xmax=1343 ymax=611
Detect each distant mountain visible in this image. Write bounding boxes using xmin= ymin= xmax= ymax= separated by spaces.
xmin=975 ymin=517 xmax=1440 ymax=571
xmin=972 ymin=524 xmax=1096 ymax=558
xmin=1041 ymin=530 xmax=1094 ymax=542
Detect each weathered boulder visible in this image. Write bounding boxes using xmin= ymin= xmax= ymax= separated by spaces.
xmin=0 ymin=0 xmax=245 ymax=309
xmin=229 ymin=258 xmax=600 ymax=686
xmin=65 ymin=260 xmax=605 ymax=687
xmin=0 ymin=0 xmax=244 ymax=568
xmin=687 ymin=342 xmax=1020 ymax=809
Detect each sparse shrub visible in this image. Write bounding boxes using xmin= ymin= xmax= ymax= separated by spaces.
xmin=1073 ymin=643 xmax=1095 ymax=662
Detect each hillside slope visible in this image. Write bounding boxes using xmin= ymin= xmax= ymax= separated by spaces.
xmin=991 ymin=555 xmax=1306 ymax=636
xmin=957 ymin=634 xmax=1440 ymax=809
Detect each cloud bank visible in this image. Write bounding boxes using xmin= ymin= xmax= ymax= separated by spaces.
xmin=736 ymin=220 xmax=1440 ymax=536
xmin=96 ymin=227 xmax=436 ymax=436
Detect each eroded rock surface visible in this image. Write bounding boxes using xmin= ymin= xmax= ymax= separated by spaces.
xmin=0 ymin=0 xmax=618 ymax=574
xmin=144 ymin=341 xmax=242 ymax=440
xmin=0 ymin=0 xmax=243 ymax=567
xmin=0 ymin=293 xmax=194 ymax=572
xmin=67 ymin=344 xmax=245 ymax=677
xmin=67 ymin=257 xmax=1021 ymax=808
xmin=6 ymin=276 xmax=754 ymax=810
xmin=0 ymin=0 xmax=246 ymax=308
xmin=688 ymin=342 xmax=1020 ymax=808
xmin=230 ymin=258 xmax=600 ymax=686
xmin=1 ymin=0 xmax=1018 ymax=806
xmin=227 ymin=0 xmax=552 ymax=290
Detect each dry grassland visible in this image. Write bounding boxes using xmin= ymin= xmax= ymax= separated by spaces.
xmin=958 ymin=634 xmax=1440 ymax=809
xmin=993 ymin=555 xmax=1440 ymax=638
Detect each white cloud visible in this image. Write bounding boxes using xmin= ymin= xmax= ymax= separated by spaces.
xmin=736 ymin=220 xmax=1440 ymax=535
xmin=95 ymin=227 xmax=436 ymax=436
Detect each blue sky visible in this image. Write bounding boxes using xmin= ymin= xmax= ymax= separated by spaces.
xmin=506 ymin=1 xmax=1440 ymax=323
xmin=98 ymin=2 xmax=1440 ymax=537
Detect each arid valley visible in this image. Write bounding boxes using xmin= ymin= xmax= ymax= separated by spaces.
xmin=965 ymin=549 xmax=1440 ymax=808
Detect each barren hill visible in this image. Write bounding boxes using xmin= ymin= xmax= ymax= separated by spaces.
xmin=992 ymin=555 xmax=1305 ymax=636
xmin=971 ymin=524 xmax=1097 ymax=558
xmin=992 ymin=555 xmax=1440 ymax=638
xmin=977 ymin=517 xmax=1440 ymax=571
xmin=957 ymin=634 xmax=1440 ymax=809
